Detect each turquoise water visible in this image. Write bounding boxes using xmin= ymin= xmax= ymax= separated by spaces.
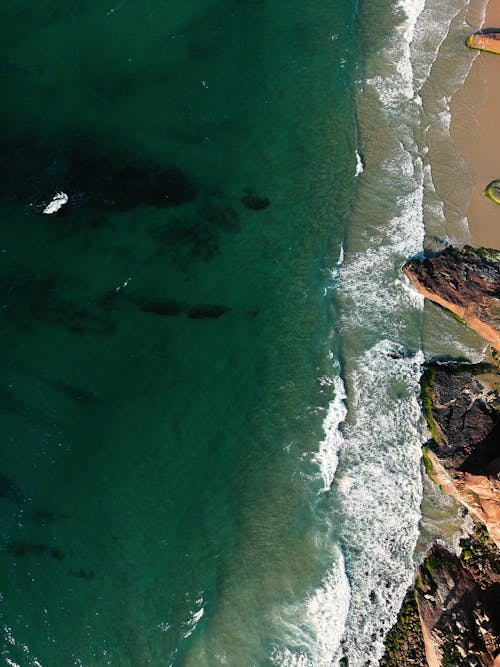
xmin=0 ymin=2 xmax=361 ymax=665
xmin=1 ymin=0 xmax=483 ymax=664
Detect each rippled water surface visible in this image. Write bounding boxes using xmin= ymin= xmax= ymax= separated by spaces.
xmin=0 ymin=0 xmax=482 ymax=665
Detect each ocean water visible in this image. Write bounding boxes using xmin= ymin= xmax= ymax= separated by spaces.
xmin=0 ymin=0 xmax=482 ymax=666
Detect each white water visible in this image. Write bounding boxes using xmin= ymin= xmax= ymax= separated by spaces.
xmin=313 ymin=372 xmax=347 ymax=493
xmin=271 ymin=0 xmax=482 ymax=663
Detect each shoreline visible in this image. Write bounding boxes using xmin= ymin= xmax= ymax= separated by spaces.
xmin=449 ymin=0 xmax=500 ymax=249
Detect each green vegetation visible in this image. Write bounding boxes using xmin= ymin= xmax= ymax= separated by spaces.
xmin=485 ymin=181 xmax=500 ymax=205
xmin=462 ymin=244 xmax=500 ymax=262
xmin=380 ymin=590 xmax=422 ymax=667
xmin=422 ymin=445 xmax=438 ymax=484
xmin=421 ymin=549 xmax=456 ymax=578
xmin=460 ymin=523 xmax=499 ymax=568
xmin=442 ymin=639 xmax=463 ymax=667
xmin=420 ymin=369 xmax=440 ymax=444
xmin=450 ymin=310 xmax=466 ymax=325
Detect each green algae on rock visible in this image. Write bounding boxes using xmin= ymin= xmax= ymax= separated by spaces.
xmin=466 ymin=31 xmax=500 ymax=55
xmin=485 ymin=179 xmax=500 ymax=205
xmin=379 ymin=589 xmax=426 ymax=667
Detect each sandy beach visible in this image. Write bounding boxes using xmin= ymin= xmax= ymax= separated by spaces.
xmin=450 ymin=0 xmax=500 ymax=249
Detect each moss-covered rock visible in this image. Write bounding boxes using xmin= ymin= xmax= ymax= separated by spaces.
xmin=485 ymin=179 xmax=500 ymax=205
xmin=380 ymin=589 xmax=426 ymax=667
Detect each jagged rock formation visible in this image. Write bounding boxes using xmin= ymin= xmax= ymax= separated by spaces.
xmin=421 ymin=363 xmax=500 ymax=548
xmin=382 ymin=246 xmax=500 ymax=666
xmin=403 ymin=246 xmax=500 ymax=350
xmin=415 ymin=531 xmax=500 ymax=667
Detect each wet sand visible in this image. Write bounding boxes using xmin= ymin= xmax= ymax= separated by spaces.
xmin=450 ymin=0 xmax=500 ymax=249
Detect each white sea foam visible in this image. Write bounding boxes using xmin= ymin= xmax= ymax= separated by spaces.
xmin=313 ymin=373 xmax=347 ymax=492
xmin=271 ymin=546 xmax=351 ymax=667
xmin=42 ymin=191 xmax=68 ymax=214
xmin=273 ymin=0 xmax=478 ymax=664
xmin=183 ymin=596 xmax=205 ymax=639
xmin=337 ymin=151 xmax=425 ymax=336
xmin=1 ymin=626 xmax=43 ymax=667
xmin=366 ymin=0 xmax=425 ymax=107
xmin=333 ymin=344 xmax=425 ymax=665
xmin=354 ymin=151 xmax=364 ymax=176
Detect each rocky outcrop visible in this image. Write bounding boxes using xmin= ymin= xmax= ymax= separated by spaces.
xmin=415 ymin=530 xmax=500 ymax=667
xmin=403 ymin=246 xmax=500 ymax=350
xmin=421 ymin=363 xmax=500 ymax=548
xmin=382 ymin=245 xmax=500 ymax=665
xmin=467 ymin=32 xmax=500 ymax=56
xmin=485 ymin=181 xmax=500 ymax=206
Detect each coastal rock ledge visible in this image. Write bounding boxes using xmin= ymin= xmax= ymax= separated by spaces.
xmin=421 ymin=362 xmax=500 ymax=549
xmin=403 ymin=246 xmax=500 ymax=351
xmin=381 ymin=245 xmax=500 ymax=666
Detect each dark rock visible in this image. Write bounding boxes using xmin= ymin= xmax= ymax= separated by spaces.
xmin=413 ymin=536 xmax=500 ymax=667
xmin=403 ymin=245 xmax=500 ymax=350
xmin=241 ymin=190 xmax=270 ymax=210
xmin=421 ymin=363 xmax=500 ymax=476
xmin=154 ymin=218 xmax=220 ymax=262
xmin=5 ymin=541 xmax=65 ymax=561
xmin=0 ymin=134 xmax=196 ymax=212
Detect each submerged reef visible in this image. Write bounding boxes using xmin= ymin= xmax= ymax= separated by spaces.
xmin=0 ymin=134 xmax=196 ymax=212
xmin=382 ymin=246 xmax=500 ymax=666
xmin=240 ymin=190 xmax=270 ymax=211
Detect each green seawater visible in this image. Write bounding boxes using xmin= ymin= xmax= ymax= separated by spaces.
xmin=0 ymin=1 xmax=360 ymax=664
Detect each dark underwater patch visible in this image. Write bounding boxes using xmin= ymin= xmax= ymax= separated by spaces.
xmin=199 ymin=205 xmax=240 ymax=231
xmin=154 ymin=217 xmax=220 ymax=262
xmin=240 ymin=190 xmax=270 ymax=210
xmin=130 ymin=298 xmax=187 ymax=316
xmin=0 ymin=475 xmax=24 ymax=503
xmin=5 ymin=541 xmax=65 ymax=560
xmin=32 ymin=510 xmax=68 ymax=523
xmin=188 ymin=304 xmax=230 ymax=319
xmin=0 ymin=135 xmax=196 ymax=213
xmin=71 ymin=569 xmax=96 ymax=580
xmin=0 ymin=272 xmax=113 ymax=335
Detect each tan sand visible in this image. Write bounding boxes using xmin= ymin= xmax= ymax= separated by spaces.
xmin=450 ymin=0 xmax=500 ymax=249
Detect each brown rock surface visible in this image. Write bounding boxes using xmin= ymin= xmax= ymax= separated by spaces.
xmin=422 ymin=363 xmax=500 ymax=548
xmin=414 ymin=534 xmax=500 ymax=667
xmin=403 ymin=246 xmax=500 ymax=350
xmin=467 ymin=32 xmax=500 ymax=56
